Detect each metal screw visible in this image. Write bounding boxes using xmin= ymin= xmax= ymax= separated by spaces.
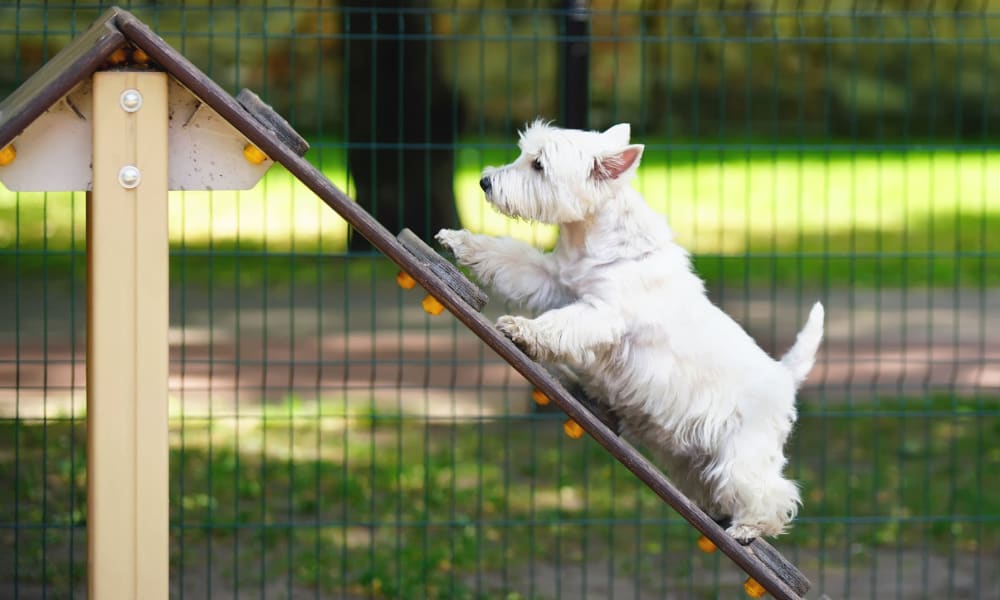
xmin=118 ymin=165 xmax=141 ymax=189
xmin=120 ymin=89 xmax=143 ymax=113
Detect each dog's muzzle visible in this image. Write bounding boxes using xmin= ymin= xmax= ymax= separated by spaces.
xmin=479 ymin=176 xmax=492 ymax=193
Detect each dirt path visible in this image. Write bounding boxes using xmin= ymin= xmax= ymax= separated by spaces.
xmin=4 ymin=547 xmax=993 ymax=599
xmin=3 ymin=279 xmax=997 ymax=418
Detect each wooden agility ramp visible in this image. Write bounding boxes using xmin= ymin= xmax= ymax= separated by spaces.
xmin=0 ymin=7 xmax=811 ymax=598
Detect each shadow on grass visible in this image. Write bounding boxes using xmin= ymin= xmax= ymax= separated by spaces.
xmin=1 ymin=394 xmax=997 ymax=597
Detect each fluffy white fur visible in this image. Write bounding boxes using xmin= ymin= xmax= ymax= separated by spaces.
xmin=436 ymin=120 xmax=824 ymax=540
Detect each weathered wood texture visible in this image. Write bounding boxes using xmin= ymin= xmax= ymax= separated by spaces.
xmin=235 ymin=88 xmax=309 ymax=157
xmin=750 ymin=536 xmax=812 ymax=596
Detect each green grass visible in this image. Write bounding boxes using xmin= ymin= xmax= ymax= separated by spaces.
xmin=2 ymin=144 xmax=998 ymax=287
xmin=2 ymin=395 xmax=997 ymax=597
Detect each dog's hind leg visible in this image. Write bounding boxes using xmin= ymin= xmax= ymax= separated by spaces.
xmin=653 ymin=451 xmax=727 ymax=521
xmin=710 ymin=432 xmax=800 ymax=541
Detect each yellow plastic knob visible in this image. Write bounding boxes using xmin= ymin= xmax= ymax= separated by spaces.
xmin=532 ymin=389 xmax=550 ymax=406
xmin=422 ymin=295 xmax=445 ymax=315
xmin=696 ymin=535 xmax=716 ymax=553
xmin=243 ymin=144 xmax=268 ymax=165
xmin=563 ymin=419 xmax=584 ymax=439
xmin=744 ymin=577 xmax=767 ymax=598
xmin=0 ymin=145 xmax=15 ymax=167
xmin=396 ymin=271 xmax=417 ymax=290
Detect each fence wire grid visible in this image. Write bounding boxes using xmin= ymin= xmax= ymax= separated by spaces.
xmin=1 ymin=1 xmax=998 ymax=599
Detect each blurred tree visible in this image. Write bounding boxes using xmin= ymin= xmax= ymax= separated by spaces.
xmin=2 ymin=2 xmax=996 ymax=146
xmin=342 ymin=0 xmax=461 ymax=252
xmin=560 ymin=0 xmax=590 ymax=128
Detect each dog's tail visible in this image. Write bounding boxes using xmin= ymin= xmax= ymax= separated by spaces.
xmin=780 ymin=302 xmax=825 ymax=388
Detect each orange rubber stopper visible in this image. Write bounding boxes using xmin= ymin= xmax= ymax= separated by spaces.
xmin=243 ymin=144 xmax=268 ymax=165
xmin=396 ymin=271 xmax=417 ymax=290
xmin=744 ymin=577 xmax=767 ymax=598
xmin=563 ymin=419 xmax=584 ymax=439
xmin=696 ymin=535 xmax=716 ymax=553
xmin=0 ymin=144 xmax=15 ymax=167
xmin=532 ymin=389 xmax=550 ymax=406
xmin=422 ymin=295 xmax=444 ymax=315
xmin=108 ymin=47 xmax=128 ymax=64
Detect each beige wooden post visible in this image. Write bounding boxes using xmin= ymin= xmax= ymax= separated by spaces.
xmin=87 ymin=70 xmax=169 ymax=599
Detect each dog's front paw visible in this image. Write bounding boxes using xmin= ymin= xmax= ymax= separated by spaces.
xmin=496 ymin=315 xmax=542 ymax=359
xmin=497 ymin=315 xmax=599 ymax=365
xmin=435 ymin=229 xmax=476 ymax=265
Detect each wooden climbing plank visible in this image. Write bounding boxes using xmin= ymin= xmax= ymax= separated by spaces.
xmin=750 ymin=537 xmax=812 ymax=596
xmin=397 ymin=227 xmax=489 ymax=311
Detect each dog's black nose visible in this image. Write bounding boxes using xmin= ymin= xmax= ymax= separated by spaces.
xmin=479 ymin=176 xmax=492 ymax=193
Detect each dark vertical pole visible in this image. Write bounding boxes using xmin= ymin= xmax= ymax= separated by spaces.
xmin=343 ymin=1 xmax=460 ymax=252
xmin=560 ymin=0 xmax=589 ymax=129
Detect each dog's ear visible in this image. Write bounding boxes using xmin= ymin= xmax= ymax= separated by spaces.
xmin=602 ymin=123 xmax=631 ymax=146
xmin=593 ymin=144 xmax=644 ymax=181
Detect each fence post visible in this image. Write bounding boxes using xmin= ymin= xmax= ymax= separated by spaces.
xmin=86 ymin=70 xmax=170 ymax=599
xmin=560 ymin=0 xmax=590 ymax=129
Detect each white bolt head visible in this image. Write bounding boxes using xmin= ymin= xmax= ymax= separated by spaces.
xmin=118 ymin=165 xmax=141 ymax=189
xmin=120 ymin=89 xmax=143 ymax=112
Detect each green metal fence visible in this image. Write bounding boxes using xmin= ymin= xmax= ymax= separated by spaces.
xmin=1 ymin=1 xmax=998 ymax=598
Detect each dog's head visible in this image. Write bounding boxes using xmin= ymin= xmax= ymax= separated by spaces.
xmin=479 ymin=120 xmax=644 ymax=224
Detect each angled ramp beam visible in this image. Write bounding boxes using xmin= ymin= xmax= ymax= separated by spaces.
xmin=112 ymin=11 xmax=811 ymax=599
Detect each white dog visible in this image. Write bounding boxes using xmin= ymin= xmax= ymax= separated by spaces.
xmin=436 ymin=120 xmax=823 ymax=540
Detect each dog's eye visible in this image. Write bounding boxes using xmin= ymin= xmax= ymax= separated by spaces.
xmin=531 ymin=158 xmax=544 ymax=173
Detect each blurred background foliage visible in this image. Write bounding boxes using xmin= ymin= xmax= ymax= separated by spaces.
xmin=3 ymin=1 xmax=999 ymax=141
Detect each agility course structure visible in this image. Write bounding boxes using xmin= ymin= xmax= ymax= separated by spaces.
xmin=0 ymin=8 xmax=809 ymax=598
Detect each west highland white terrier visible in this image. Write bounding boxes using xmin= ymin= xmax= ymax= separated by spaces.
xmin=436 ymin=121 xmax=824 ymax=540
